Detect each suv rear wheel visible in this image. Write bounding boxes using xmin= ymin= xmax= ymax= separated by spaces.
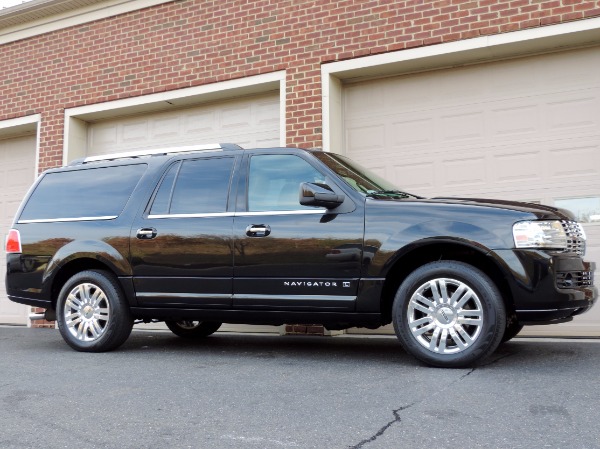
xmin=165 ymin=321 xmax=222 ymax=338
xmin=392 ymin=261 xmax=506 ymax=368
xmin=56 ymin=270 xmax=133 ymax=352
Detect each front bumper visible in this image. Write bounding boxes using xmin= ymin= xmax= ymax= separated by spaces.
xmin=492 ymin=249 xmax=597 ymax=325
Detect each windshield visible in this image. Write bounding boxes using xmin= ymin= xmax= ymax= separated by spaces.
xmin=313 ymin=152 xmax=417 ymax=199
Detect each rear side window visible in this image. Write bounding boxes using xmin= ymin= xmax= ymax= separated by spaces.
xmin=150 ymin=157 xmax=235 ymax=215
xmin=19 ymin=164 xmax=147 ymax=222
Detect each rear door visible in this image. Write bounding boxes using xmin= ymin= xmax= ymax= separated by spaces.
xmin=232 ymin=151 xmax=365 ymax=311
xmin=130 ymin=155 xmax=238 ymax=308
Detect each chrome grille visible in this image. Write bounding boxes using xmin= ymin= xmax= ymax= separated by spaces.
xmin=561 ymin=220 xmax=586 ymax=256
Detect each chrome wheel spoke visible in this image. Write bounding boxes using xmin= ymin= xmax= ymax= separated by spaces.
xmin=410 ymin=316 xmax=433 ymax=328
xmin=438 ymin=279 xmax=450 ymax=304
xmin=411 ymin=302 xmax=432 ymax=315
xmin=66 ymin=294 xmax=83 ymax=310
xmin=429 ymin=280 xmax=442 ymax=304
xmin=437 ymin=329 xmax=448 ymax=353
xmin=414 ymin=293 xmax=435 ymax=309
xmin=412 ymin=322 xmax=435 ymax=337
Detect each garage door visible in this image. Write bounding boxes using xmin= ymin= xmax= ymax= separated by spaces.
xmin=344 ymin=46 xmax=600 ymax=337
xmin=87 ymin=92 xmax=281 ymax=334
xmin=86 ymin=93 xmax=280 ymax=157
xmin=0 ymin=135 xmax=37 ymax=325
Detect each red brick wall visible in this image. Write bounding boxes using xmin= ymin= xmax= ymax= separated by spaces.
xmin=1 ymin=0 xmax=599 ymax=173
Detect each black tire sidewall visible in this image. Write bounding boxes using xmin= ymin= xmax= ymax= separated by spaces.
xmin=56 ymin=270 xmax=133 ymax=352
xmin=393 ymin=261 xmax=506 ymax=368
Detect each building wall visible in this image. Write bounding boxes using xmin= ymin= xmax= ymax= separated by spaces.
xmin=2 ymin=0 xmax=600 ymax=172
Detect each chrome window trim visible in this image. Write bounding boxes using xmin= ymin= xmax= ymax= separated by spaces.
xmin=235 ymin=209 xmax=326 ymax=217
xmin=18 ymin=215 xmax=118 ymax=224
xmin=148 ymin=212 xmax=235 ymax=219
xmin=20 ymin=209 xmax=327 ymax=223
xmin=147 ymin=210 xmax=326 ymax=219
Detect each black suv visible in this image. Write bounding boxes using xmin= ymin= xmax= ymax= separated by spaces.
xmin=5 ymin=144 xmax=597 ymax=367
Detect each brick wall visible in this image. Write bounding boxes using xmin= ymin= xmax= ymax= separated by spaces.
xmin=1 ymin=0 xmax=599 ymax=173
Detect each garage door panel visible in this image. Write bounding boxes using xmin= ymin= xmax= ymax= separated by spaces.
xmin=87 ymin=92 xmax=280 ymax=156
xmin=346 ymin=124 xmax=385 ymax=155
xmin=0 ymin=135 xmax=36 ymax=325
xmin=441 ymin=156 xmax=487 ymax=189
xmin=546 ymin=90 xmax=600 ymax=133
xmin=344 ymin=46 xmax=600 ymax=337
xmin=440 ymin=110 xmax=485 ymax=142
xmin=391 ymin=118 xmax=433 ymax=147
xmin=490 ymin=104 xmax=540 ymax=138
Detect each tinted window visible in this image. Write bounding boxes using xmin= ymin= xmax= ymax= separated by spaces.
xmin=248 ymin=155 xmax=325 ymax=211
xmin=149 ymin=162 xmax=179 ymax=215
xmin=151 ymin=157 xmax=234 ymax=215
xmin=20 ymin=164 xmax=146 ymax=221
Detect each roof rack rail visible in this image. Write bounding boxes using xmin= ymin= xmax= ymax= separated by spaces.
xmin=73 ymin=143 xmax=243 ymax=165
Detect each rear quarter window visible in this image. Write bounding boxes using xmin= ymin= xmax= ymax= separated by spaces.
xmin=19 ymin=164 xmax=147 ymax=222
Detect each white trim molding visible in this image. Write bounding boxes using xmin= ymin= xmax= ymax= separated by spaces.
xmin=64 ymin=71 xmax=287 ymax=164
xmin=322 ymin=17 xmax=600 ymax=153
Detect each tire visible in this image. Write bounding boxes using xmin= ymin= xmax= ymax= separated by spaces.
xmin=165 ymin=320 xmax=222 ymax=338
xmin=392 ymin=261 xmax=506 ymax=368
xmin=502 ymin=314 xmax=524 ymax=343
xmin=56 ymin=270 xmax=133 ymax=352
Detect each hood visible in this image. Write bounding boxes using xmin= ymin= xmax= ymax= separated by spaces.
xmin=429 ymin=197 xmax=575 ymax=220
xmin=368 ymin=194 xmax=574 ymax=221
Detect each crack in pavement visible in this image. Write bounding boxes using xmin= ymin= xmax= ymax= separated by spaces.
xmin=348 ymin=402 xmax=418 ymax=449
xmin=347 ymin=350 xmax=516 ymax=449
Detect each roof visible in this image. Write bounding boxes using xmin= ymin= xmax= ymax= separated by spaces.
xmin=0 ymin=0 xmax=99 ymax=29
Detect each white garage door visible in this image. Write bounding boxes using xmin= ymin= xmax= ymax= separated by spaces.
xmin=87 ymin=92 xmax=281 ymax=334
xmin=87 ymin=93 xmax=280 ymax=157
xmin=0 ymin=135 xmax=36 ymax=325
xmin=344 ymin=46 xmax=600 ymax=337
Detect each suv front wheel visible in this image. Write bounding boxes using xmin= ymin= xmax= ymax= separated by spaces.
xmin=393 ymin=261 xmax=506 ymax=368
xmin=56 ymin=270 xmax=133 ymax=352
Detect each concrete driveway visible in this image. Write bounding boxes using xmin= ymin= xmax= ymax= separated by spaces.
xmin=1 ymin=326 xmax=599 ymax=449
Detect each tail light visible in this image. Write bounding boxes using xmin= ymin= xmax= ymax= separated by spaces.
xmin=5 ymin=229 xmax=22 ymax=254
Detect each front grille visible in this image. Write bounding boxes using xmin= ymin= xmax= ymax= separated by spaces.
xmin=556 ymin=271 xmax=594 ymax=289
xmin=561 ymin=220 xmax=586 ymax=256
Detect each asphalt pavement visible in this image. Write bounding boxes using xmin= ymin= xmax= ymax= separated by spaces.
xmin=1 ymin=325 xmax=599 ymax=449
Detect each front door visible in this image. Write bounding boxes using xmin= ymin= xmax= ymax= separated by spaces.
xmin=131 ymin=155 xmax=237 ymax=308
xmin=233 ymin=152 xmax=365 ymax=311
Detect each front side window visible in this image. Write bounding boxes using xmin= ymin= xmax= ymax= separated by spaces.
xmin=150 ymin=157 xmax=235 ymax=215
xmin=248 ymin=154 xmax=326 ymax=212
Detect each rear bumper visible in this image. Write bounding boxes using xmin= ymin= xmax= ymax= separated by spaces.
xmin=492 ymin=250 xmax=596 ymax=325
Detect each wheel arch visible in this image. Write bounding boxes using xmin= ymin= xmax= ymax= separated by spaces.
xmin=378 ymin=241 xmax=514 ymax=325
xmin=49 ymin=258 xmax=121 ymax=310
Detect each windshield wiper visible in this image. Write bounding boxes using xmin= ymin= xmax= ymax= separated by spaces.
xmin=365 ymin=190 xmax=411 ymax=199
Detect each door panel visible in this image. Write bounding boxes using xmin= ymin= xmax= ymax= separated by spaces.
xmin=131 ymin=156 xmax=236 ymax=307
xmin=232 ymin=153 xmax=365 ymax=311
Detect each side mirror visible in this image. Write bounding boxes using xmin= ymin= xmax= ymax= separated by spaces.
xmin=300 ymin=183 xmax=345 ymax=209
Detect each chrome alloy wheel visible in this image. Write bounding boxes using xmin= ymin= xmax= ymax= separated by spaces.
xmin=407 ymin=278 xmax=483 ymax=354
xmin=63 ymin=283 xmax=110 ymax=342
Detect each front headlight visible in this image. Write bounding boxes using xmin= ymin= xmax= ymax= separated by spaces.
xmin=512 ymin=220 xmax=567 ymax=250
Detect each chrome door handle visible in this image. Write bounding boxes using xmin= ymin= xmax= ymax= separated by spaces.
xmin=136 ymin=227 xmax=157 ymax=239
xmin=246 ymin=224 xmax=271 ymax=237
